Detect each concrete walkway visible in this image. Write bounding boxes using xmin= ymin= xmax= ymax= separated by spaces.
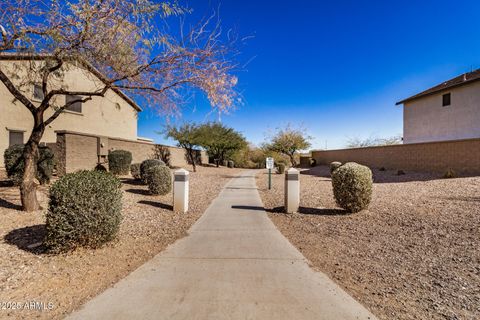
xmin=67 ymin=171 xmax=377 ymax=320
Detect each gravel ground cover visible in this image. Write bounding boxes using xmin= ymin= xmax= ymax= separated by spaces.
xmin=0 ymin=166 xmax=243 ymax=320
xmin=256 ymin=166 xmax=480 ymax=320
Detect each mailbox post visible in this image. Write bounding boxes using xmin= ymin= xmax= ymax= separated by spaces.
xmin=173 ymin=169 xmax=189 ymax=213
xmin=285 ymin=168 xmax=300 ymax=213
xmin=266 ymin=157 xmax=274 ymax=190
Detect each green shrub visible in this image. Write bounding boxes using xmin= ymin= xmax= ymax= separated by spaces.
xmin=153 ymin=145 xmax=171 ymax=167
xmin=130 ymin=163 xmax=141 ymax=180
xmin=3 ymin=144 xmax=55 ymax=185
xmin=331 ymin=162 xmax=373 ymax=213
xmin=144 ymin=165 xmax=172 ymax=195
xmin=227 ymin=160 xmax=234 ymax=168
xmin=330 ymin=161 xmax=342 ymax=174
xmin=45 ymin=170 xmax=122 ymax=253
xmin=276 ymin=163 xmax=286 ymax=174
xmin=140 ymin=159 xmax=165 ymax=182
xmin=443 ymin=169 xmax=456 ymax=179
xmin=108 ymin=150 xmax=132 ymax=175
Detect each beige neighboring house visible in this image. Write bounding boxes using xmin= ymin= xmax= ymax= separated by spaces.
xmin=397 ymin=69 xmax=480 ymax=144
xmin=0 ymin=55 xmax=145 ymax=167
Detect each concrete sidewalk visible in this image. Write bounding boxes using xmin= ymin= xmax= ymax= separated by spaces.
xmin=67 ymin=171 xmax=377 ymax=320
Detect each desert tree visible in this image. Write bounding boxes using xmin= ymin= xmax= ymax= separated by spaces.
xmin=165 ymin=123 xmax=202 ymax=172
xmin=197 ymin=122 xmax=247 ymax=167
xmin=0 ymin=0 xmax=241 ymax=211
xmin=264 ymin=125 xmax=312 ymax=167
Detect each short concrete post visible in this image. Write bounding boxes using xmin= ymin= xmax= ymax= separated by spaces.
xmin=285 ymin=168 xmax=300 ymax=213
xmin=173 ymin=169 xmax=189 ymax=213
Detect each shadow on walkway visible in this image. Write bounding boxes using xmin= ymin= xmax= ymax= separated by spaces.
xmin=231 ymin=205 xmax=347 ymax=216
xmin=4 ymin=224 xmax=47 ymax=254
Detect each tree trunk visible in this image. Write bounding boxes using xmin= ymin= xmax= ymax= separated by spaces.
xmin=187 ymin=149 xmax=196 ymax=172
xmin=20 ymin=114 xmax=44 ymax=212
xmin=289 ymin=154 xmax=297 ymax=167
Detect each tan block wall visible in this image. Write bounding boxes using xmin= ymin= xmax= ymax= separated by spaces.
xmin=55 ymin=131 xmax=207 ymax=175
xmin=312 ymin=138 xmax=480 ymax=174
xmin=108 ymin=138 xmax=155 ymax=164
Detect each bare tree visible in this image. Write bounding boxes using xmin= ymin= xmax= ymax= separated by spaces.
xmin=346 ymin=135 xmax=403 ymax=148
xmin=0 ymin=0 xmax=241 ymax=211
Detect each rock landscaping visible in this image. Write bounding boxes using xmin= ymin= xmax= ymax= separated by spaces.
xmin=0 ymin=166 xmax=243 ymax=320
xmin=256 ymin=165 xmax=480 ymax=320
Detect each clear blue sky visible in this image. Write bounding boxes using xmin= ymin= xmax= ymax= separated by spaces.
xmin=138 ymin=0 xmax=480 ymax=150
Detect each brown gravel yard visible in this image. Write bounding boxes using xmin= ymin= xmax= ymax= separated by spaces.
xmin=257 ymin=166 xmax=480 ymax=320
xmin=0 ymin=166 xmax=243 ymax=320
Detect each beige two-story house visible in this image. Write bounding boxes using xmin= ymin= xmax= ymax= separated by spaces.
xmin=0 ymin=55 xmax=144 ymax=164
xmin=397 ymin=69 xmax=480 ymax=144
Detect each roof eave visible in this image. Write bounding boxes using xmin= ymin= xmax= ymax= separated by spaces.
xmin=0 ymin=53 xmax=143 ymax=112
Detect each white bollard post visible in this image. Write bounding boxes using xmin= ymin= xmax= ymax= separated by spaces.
xmin=173 ymin=169 xmax=189 ymax=213
xmin=285 ymin=168 xmax=300 ymax=214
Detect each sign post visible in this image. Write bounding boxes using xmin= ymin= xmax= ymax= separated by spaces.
xmin=266 ymin=157 xmax=274 ymax=190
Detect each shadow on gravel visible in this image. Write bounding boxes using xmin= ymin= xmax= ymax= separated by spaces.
xmin=0 ymin=180 xmax=14 ymax=187
xmin=138 ymin=200 xmax=173 ymax=210
xmin=121 ymin=179 xmax=144 ymax=186
xmin=298 ymin=165 xmax=477 ymax=184
xmin=298 ymin=207 xmax=347 ymax=216
xmin=0 ymin=198 xmax=22 ymax=211
xmin=441 ymin=196 xmax=480 ymax=203
xmin=125 ymin=188 xmax=151 ymax=195
xmin=4 ymin=224 xmax=47 ymax=254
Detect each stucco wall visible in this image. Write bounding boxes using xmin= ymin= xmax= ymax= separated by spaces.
xmin=55 ymin=131 xmax=207 ymax=175
xmin=0 ymin=59 xmax=139 ymax=163
xmin=404 ymin=81 xmax=480 ymax=143
xmin=311 ymin=138 xmax=480 ymax=174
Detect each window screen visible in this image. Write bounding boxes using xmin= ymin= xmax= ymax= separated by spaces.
xmin=442 ymin=93 xmax=451 ymax=107
xmin=9 ymin=131 xmax=24 ymax=146
xmin=66 ymin=95 xmax=83 ymax=113
xmin=33 ymin=84 xmax=44 ymax=100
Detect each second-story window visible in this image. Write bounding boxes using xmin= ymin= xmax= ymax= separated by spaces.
xmin=33 ymin=84 xmax=44 ymax=101
xmin=65 ymin=95 xmax=83 ymax=113
xmin=442 ymin=93 xmax=451 ymax=107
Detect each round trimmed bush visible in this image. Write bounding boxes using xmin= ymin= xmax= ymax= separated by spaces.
xmin=331 ymin=162 xmax=373 ymax=213
xmin=276 ymin=163 xmax=286 ymax=174
xmin=140 ymin=159 xmax=165 ymax=182
xmin=330 ymin=161 xmax=342 ymax=175
xmin=144 ymin=165 xmax=172 ymax=195
xmin=108 ymin=150 xmax=132 ymax=175
xmin=45 ymin=170 xmax=123 ymax=253
xmin=4 ymin=144 xmax=55 ymax=185
xmin=130 ymin=163 xmax=141 ymax=180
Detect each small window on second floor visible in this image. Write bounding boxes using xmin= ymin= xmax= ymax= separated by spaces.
xmin=65 ymin=95 xmax=83 ymax=113
xmin=33 ymin=84 xmax=44 ymax=101
xmin=442 ymin=93 xmax=451 ymax=107
xmin=9 ymin=131 xmax=24 ymax=146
